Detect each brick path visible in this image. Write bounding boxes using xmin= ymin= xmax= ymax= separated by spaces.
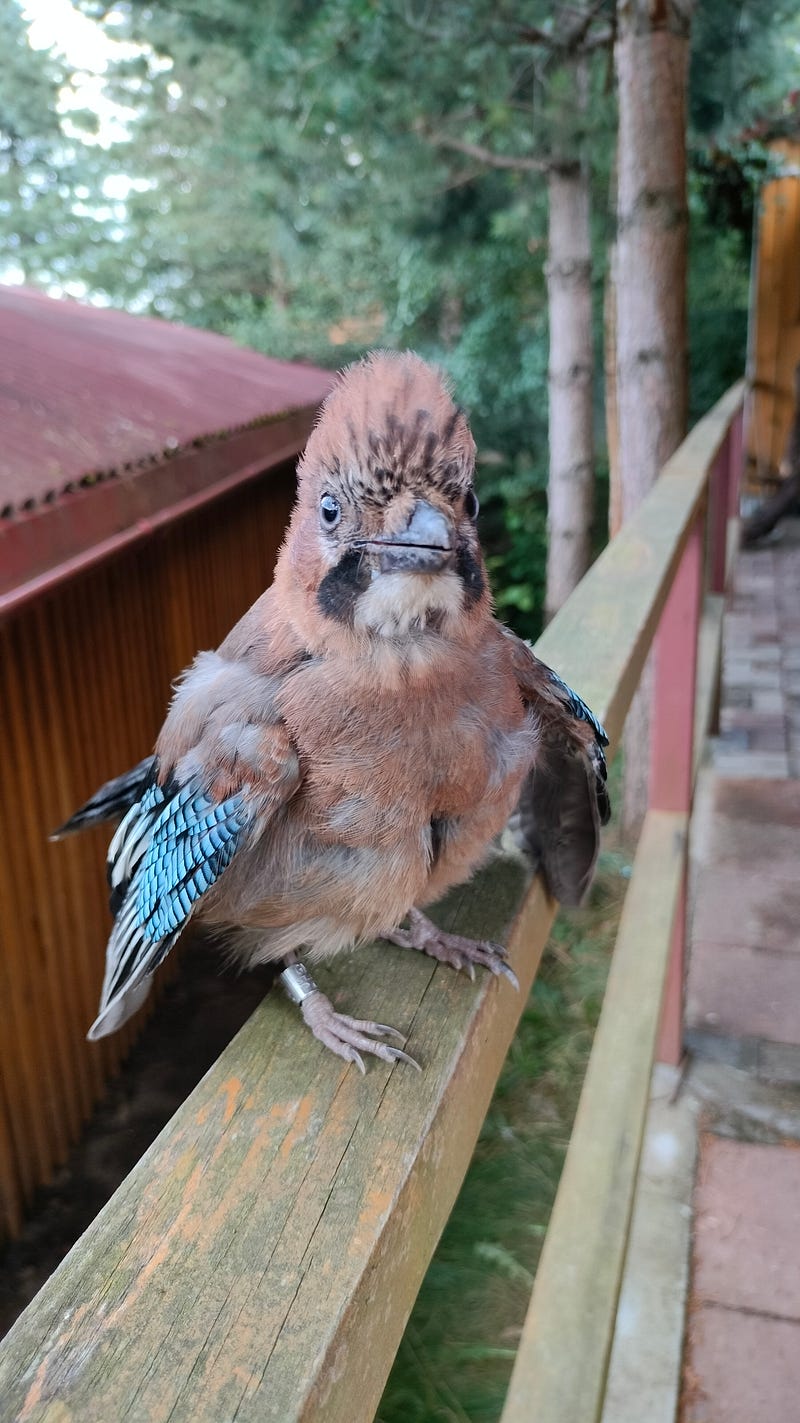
xmin=682 ymin=520 xmax=800 ymax=1422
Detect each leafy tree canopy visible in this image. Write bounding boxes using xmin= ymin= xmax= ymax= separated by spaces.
xmin=5 ymin=0 xmax=799 ymax=626
xmin=0 ymin=0 xmax=105 ymax=286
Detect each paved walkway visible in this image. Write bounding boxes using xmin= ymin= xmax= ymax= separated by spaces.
xmin=681 ymin=519 xmax=800 ymax=1422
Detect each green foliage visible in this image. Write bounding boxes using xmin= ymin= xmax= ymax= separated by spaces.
xmin=690 ymin=0 xmax=800 ymax=140
xmin=0 ymin=0 xmax=101 ymax=285
xmin=686 ymin=3 xmax=800 ymax=420
xmin=687 ymin=172 xmax=752 ymax=422
xmin=64 ymin=0 xmax=618 ymax=634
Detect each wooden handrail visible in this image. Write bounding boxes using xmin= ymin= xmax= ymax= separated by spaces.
xmin=500 ymin=808 xmax=687 ymax=1423
xmin=502 ymin=379 xmax=744 ymax=1422
xmin=0 ymin=381 xmax=744 ymax=1423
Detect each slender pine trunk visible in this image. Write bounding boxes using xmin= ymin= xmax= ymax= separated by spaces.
xmin=615 ymin=0 xmax=692 ymax=838
xmin=544 ymin=157 xmax=595 ymax=623
xmin=604 ymin=148 xmax=622 ymax=539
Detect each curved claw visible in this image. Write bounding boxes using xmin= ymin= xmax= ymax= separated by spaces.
xmin=334 ymin=1011 xmax=408 ymax=1046
xmin=497 ymin=962 xmax=520 ymax=992
xmin=371 ymin=1022 xmax=408 ymax=1045
xmin=392 ymin=1047 xmax=422 ymax=1071
xmin=299 ymin=989 xmax=418 ymax=1072
xmin=387 ymin=910 xmax=518 ymax=993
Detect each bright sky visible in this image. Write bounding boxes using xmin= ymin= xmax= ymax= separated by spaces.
xmin=21 ymin=0 xmax=160 ymax=145
xmin=23 ymin=0 xmax=120 ymax=70
xmin=8 ymin=1 xmax=157 ymax=296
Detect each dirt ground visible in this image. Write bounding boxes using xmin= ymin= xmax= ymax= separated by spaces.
xmin=0 ymin=940 xmax=277 ymax=1339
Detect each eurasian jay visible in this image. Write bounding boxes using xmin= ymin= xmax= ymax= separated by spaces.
xmin=57 ymin=351 xmax=609 ymax=1071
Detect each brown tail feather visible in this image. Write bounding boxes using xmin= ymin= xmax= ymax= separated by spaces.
xmin=515 ymin=741 xmax=602 ymax=907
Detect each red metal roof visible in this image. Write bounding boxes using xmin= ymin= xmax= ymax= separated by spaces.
xmin=0 ymin=285 xmax=332 ymax=512
xmin=0 ymin=287 xmax=334 ymax=619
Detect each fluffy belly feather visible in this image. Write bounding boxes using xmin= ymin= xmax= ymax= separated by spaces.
xmin=201 ymin=667 xmax=537 ymax=962
xmin=201 ymin=761 xmax=525 ymax=963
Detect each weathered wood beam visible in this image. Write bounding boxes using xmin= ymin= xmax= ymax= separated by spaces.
xmin=0 ymin=863 xmax=551 ymax=1423
xmin=499 ymin=808 xmax=688 ymax=1423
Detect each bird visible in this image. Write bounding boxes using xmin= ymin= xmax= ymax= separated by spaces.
xmin=55 ymin=351 xmax=610 ymax=1072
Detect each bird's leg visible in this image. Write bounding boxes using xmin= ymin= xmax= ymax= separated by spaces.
xmin=383 ymin=907 xmax=519 ymax=990
xmin=279 ymin=959 xmax=420 ymax=1073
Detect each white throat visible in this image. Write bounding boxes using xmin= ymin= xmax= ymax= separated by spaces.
xmin=353 ymin=569 xmax=463 ymax=637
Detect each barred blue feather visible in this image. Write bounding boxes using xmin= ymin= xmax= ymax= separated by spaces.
xmin=88 ymin=776 xmax=251 ymax=1038
xmin=136 ymin=784 xmax=246 ymax=941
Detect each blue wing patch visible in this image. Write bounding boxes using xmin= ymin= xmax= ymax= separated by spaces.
xmin=136 ymin=783 xmax=247 ymax=941
xmin=89 ymin=777 xmax=251 ymax=1038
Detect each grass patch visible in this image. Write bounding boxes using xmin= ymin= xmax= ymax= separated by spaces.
xmin=377 ymin=824 xmax=629 ymax=1423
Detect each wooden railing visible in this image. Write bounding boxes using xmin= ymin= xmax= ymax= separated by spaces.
xmin=0 ymin=383 xmax=744 ymax=1423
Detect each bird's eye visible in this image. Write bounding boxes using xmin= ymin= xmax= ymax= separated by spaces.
xmin=320 ymin=493 xmax=341 ymax=529
xmin=464 ymin=488 xmax=479 ymax=521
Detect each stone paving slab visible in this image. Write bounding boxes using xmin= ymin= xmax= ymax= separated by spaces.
xmin=692 ymin=1138 xmax=800 ymax=1318
xmin=684 ymin=1059 xmax=800 ymax=1139
xmin=692 ymin=779 xmax=800 ymax=877
xmin=682 ymin=523 xmax=800 ymax=1421
xmin=685 ymin=1029 xmax=800 ymax=1087
xmin=758 ymin=1040 xmax=800 ymax=1086
xmin=687 ymin=941 xmax=800 ymax=1041
xmin=691 ymin=869 xmax=800 ymax=953
xmin=687 ymin=775 xmax=800 ymax=1045
xmin=684 ymin=1137 xmax=800 ymax=1422
xmin=708 ymin=748 xmax=790 ymax=777
xmin=708 ymin=778 xmax=800 ymax=830
xmin=684 ymin=1305 xmax=800 ymax=1423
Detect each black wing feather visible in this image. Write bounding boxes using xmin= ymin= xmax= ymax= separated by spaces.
xmin=52 ymin=757 xmax=157 ymax=838
xmin=504 ymin=632 xmax=611 ymax=905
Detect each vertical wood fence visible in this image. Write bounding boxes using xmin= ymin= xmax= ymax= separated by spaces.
xmin=0 ymin=461 xmax=296 ymax=1239
xmin=0 ymin=382 xmax=743 ymax=1421
xmin=747 ymin=140 xmax=800 ymax=488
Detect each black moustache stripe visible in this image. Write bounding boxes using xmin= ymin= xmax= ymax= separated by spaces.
xmin=317 ymin=549 xmax=371 ymax=624
xmin=456 ymin=539 xmax=485 ymax=607
xmin=317 ymin=542 xmax=485 ymax=623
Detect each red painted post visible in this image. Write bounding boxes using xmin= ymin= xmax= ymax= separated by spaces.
xmin=709 ymin=433 xmax=730 ymax=595
xmin=650 ymin=512 xmax=704 ymax=812
xmin=650 ymin=510 xmax=704 ymax=1064
xmin=728 ymin=406 xmax=743 ymax=518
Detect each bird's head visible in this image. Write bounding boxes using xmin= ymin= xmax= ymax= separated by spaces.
xmin=277 ymin=351 xmax=489 ymax=649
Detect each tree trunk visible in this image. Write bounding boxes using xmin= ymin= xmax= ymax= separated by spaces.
xmin=604 ymin=144 xmax=622 ymax=539
xmin=544 ymin=158 xmax=595 ymax=622
xmin=615 ymin=0 xmax=692 ymax=838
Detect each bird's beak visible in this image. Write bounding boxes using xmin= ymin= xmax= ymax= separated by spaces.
xmin=363 ymin=500 xmax=455 ymax=574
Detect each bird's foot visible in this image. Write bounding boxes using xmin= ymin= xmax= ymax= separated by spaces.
xmin=279 ymin=961 xmax=420 ymax=1073
xmin=383 ymin=907 xmax=519 ymax=990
